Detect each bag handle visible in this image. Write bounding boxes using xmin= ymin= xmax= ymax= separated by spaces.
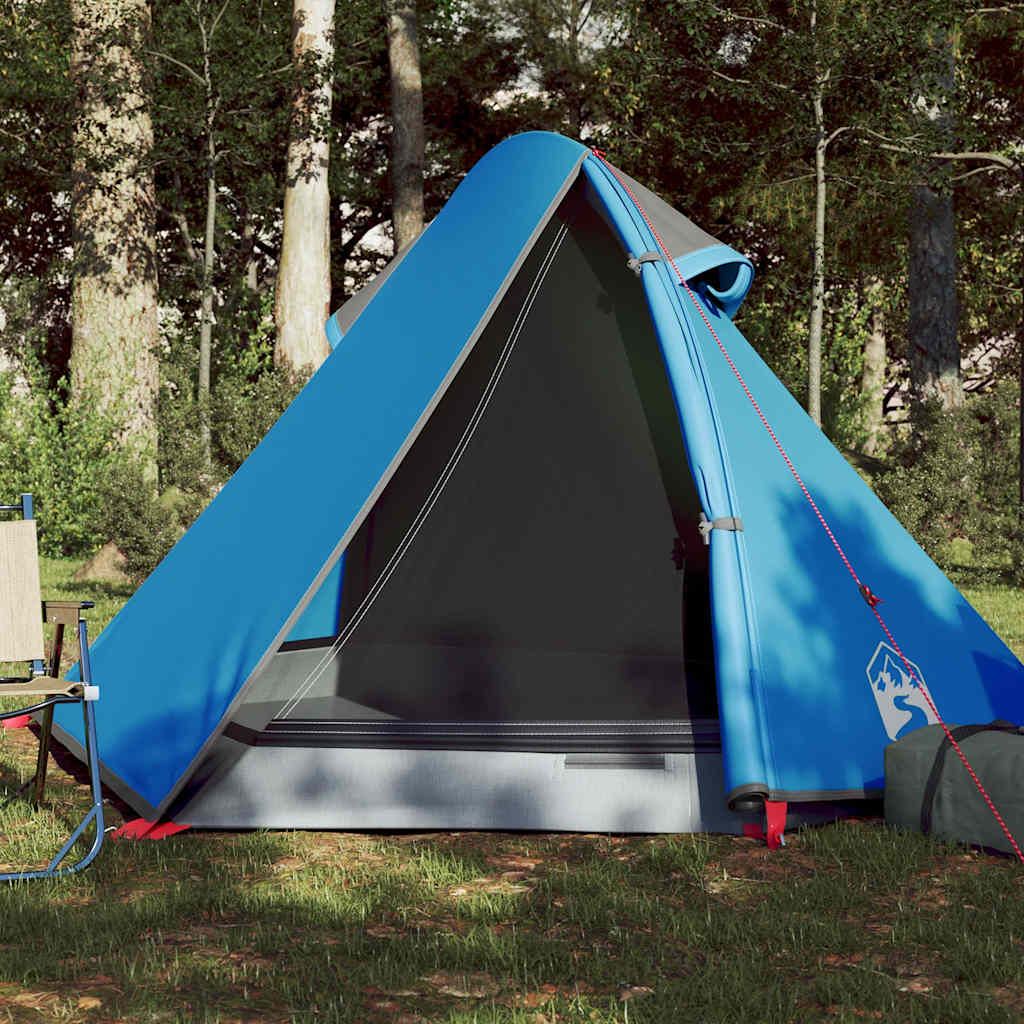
xmin=920 ymin=720 xmax=1022 ymax=835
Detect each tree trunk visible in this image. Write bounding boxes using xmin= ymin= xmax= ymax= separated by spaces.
xmin=70 ymin=0 xmax=159 ymax=479
xmin=1019 ymin=228 xmax=1023 ymax=512
xmin=386 ymin=0 xmax=424 ymax=255
xmin=908 ymin=27 xmax=962 ymax=410
xmin=808 ymin=72 xmax=826 ymax=428
xmin=861 ymin=278 xmax=886 ymax=455
xmin=199 ymin=146 xmax=216 ymax=468
xmin=242 ymin=212 xmax=259 ymax=293
xmin=908 ymin=185 xmax=962 ymax=408
xmin=193 ymin=6 xmax=223 ymax=471
xmin=274 ymin=0 xmax=336 ymax=372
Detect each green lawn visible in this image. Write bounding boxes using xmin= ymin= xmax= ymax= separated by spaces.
xmin=953 ymin=574 xmax=1024 ymax=662
xmin=0 ymin=557 xmax=1021 ymax=1023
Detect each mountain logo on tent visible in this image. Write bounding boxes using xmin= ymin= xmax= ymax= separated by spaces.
xmin=866 ymin=642 xmax=939 ymax=741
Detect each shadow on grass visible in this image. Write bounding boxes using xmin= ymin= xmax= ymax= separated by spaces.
xmin=0 ymin=820 xmax=1022 ymax=1023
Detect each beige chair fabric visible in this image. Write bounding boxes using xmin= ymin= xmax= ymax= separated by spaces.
xmin=0 ymin=678 xmax=84 ymax=698
xmin=0 ymin=520 xmax=46 ymax=663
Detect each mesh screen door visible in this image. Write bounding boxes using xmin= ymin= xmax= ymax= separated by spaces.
xmin=242 ymin=180 xmax=717 ymax=746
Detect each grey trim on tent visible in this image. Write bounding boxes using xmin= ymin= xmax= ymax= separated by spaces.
xmin=49 ymin=718 xmax=162 ymax=822
xmin=607 ymin=167 xmax=722 ymax=265
xmin=727 ymin=780 xmax=885 ymax=811
xmin=331 ymin=238 xmax=418 ymax=339
xmin=166 ymin=743 xmax=874 ymax=833
xmin=146 ymin=152 xmax=590 ymax=822
xmin=169 ymin=744 xmax=754 ymax=832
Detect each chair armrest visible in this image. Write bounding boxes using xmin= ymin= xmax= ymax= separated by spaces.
xmin=42 ymin=601 xmax=95 ymax=627
xmin=0 ymin=677 xmax=85 ymax=698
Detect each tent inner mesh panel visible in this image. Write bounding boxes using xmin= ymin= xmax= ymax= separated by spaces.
xmin=241 ymin=180 xmax=717 ymax=731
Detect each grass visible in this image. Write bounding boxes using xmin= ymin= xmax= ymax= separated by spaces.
xmin=1 ymin=806 xmax=1024 ymax=1022
xmin=0 ymin=556 xmax=1021 ymax=1022
xmin=951 ymin=572 xmax=1024 ymax=662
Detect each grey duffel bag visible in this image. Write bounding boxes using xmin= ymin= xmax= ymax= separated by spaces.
xmin=884 ymin=721 xmax=1024 ymax=856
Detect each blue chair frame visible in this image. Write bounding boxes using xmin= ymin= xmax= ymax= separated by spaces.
xmin=0 ymin=494 xmax=104 ymax=881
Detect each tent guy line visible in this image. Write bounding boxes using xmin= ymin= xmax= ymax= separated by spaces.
xmin=589 ymin=146 xmax=1024 ymax=865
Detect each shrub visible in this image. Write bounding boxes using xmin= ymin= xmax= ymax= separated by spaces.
xmin=157 ymin=321 xmax=306 ymax=488
xmin=874 ymin=382 xmax=1022 ymax=581
xmin=212 ymin=361 xmax=306 ymax=473
xmin=3 ymin=300 xmax=308 ymax=577
xmin=96 ymin=465 xmax=203 ymax=584
xmin=0 ymin=360 xmax=129 ymax=556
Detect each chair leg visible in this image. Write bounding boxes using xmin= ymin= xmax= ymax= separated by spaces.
xmin=31 ymin=620 xmax=65 ymax=807
xmin=0 ymin=700 xmax=104 ymax=882
xmin=31 ymin=705 xmax=54 ymax=807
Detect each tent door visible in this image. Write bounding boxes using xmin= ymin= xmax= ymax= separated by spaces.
xmin=234 ymin=177 xmax=719 ymax=753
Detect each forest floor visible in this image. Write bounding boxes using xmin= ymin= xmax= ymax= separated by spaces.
xmin=0 ymin=557 xmax=1021 ymax=1023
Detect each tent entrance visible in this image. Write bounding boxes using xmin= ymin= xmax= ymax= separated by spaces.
xmin=231 ymin=178 xmax=718 ymax=753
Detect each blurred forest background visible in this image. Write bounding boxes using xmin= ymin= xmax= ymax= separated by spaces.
xmin=0 ymin=0 xmax=1021 ymax=584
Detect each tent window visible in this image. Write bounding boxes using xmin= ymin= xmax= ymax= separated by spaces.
xmin=238 ymin=179 xmax=717 ymax=743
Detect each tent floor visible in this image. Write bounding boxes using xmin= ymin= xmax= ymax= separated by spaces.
xmin=168 ymin=743 xmax=860 ymax=833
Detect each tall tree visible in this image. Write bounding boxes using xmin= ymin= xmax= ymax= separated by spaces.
xmin=70 ymin=0 xmax=159 ymax=476
xmin=950 ymin=2 xmax=1023 ymax=506
xmin=860 ymin=277 xmax=887 ymax=454
xmin=151 ymin=0 xmax=233 ymax=467
xmin=599 ymin=0 xmax=910 ymax=431
xmin=907 ymin=22 xmax=962 ymax=410
xmin=274 ymin=0 xmax=337 ymax=371
xmin=151 ymin=0 xmax=294 ymax=471
xmin=385 ymin=0 xmax=424 ymax=254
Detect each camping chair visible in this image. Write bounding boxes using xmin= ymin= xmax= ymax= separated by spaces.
xmin=0 ymin=493 xmax=104 ymax=881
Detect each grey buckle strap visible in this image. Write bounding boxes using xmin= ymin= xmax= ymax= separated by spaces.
xmin=698 ymin=512 xmax=743 ymax=545
xmin=626 ymin=251 xmax=663 ymax=276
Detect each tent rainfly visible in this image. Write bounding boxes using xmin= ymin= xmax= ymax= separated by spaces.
xmin=53 ymin=132 xmax=1024 ymax=834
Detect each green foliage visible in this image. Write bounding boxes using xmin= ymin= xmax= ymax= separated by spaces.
xmin=874 ymin=383 xmax=1023 ymax=584
xmin=95 ymin=467 xmax=203 ymax=585
xmin=0 ymin=359 xmax=127 ymax=556
xmin=0 ymin=0 xmax=73 ymax=282
xmin=150 ymin=0 xmax=294 ymax=312
xmin=211 ymin=359 xmax=307 ymax=475
xmin=737 ymin=285 xmax=875 ymax=451
xmin=157 ymin=294 xmax=306 ymax=489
